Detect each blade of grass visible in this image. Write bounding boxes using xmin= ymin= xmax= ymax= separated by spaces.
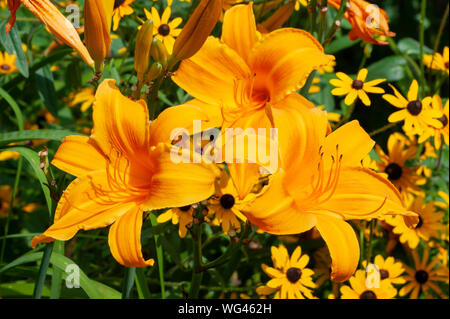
xmin=33 ymin=242 xmax=54 ymax=299
xmin=50 ymin=241 xmax=64 ymax=299
xmin=121 ymin=267 xmax=136 ymax=299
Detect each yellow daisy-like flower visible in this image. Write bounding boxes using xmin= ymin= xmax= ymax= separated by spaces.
xmin=375 ymin=132 xmax=425 ymax=202
xmin=0 ymin=51 xmax=18 ymax=74
xmin=144 ymin=6 xmax=183 ymax=54
xmin=421 ymin=95 xmax=449 ymax=150
xmin=383 ymin=80 xmax=443 ymax=138
xmin=423 ymin=46 xmax=449 ymax=75
xmin=112 ymin=0 xmax=135 ymax=31
xmin=435 ymin=191 xmax=449 ymax=210
xmin=257 ymin=244 xmax=316 ymax=299
xmin=340 ymin=269 xmax=397 ymax=299
xmin=385 ymin=196 xmax=445 ymax=249
xmin=294 ymin=0 xmax=309 ymax=11
xmin=208 ymin=170 xmax=250 ymax=234
xmin=68 ymin=88 xmax=96 ymax=112
xmin=400 ymin=248 xmax=449 ymax=299
xmin=330 ymin=68 xmax=385 ymax=106
xmin=156 ymin=205 xmax=195 ymax=238
xmin=362 ymin=255 xmax=406 ymax=285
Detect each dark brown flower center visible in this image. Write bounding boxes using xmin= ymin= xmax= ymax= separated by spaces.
xmin=220 ymin=194 xmax=235 ymax=209
xmin=360 ymin=290 xmax=377 ymax=299
xmin=158 ymin=24 xmax=171 ymax=36
xmin=415 ymin=216 xmax=424 ymax=229
xmin=179 ymin=205 xmax=191 ymax=212
xmin=286 ymin=267 xmax=302 ymax=283
xmin=380 ymin=269 xmax=389 ymax=280
xmin=385 ymin=163 xmax=403 ymax=181
xmin=1 ymin=64 xmax=11 ymax=71
xmin=114 ymin=0 xmax=126 ymax=9
xmin=445 ymin=62 xmax=449 ymax=70
xmin=437 ymin=114 xmax=448 ymax=127
xmin=415 ymin=270 xmax=429 ymax=284
xmin=352 ymin=80 xmax=364 ymax=90
xmin=406 ymin=100 xmax=422 ymax=116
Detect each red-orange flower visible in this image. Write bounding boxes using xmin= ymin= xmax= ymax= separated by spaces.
xmin=328 ymin=0 xmax=395 ymax=45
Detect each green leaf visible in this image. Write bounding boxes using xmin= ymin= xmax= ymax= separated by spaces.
xmin=135 ymin=268 xmax=151 ymax=299
xmin=0 ymin=252 xmax=43 ymax=274
xmin=326 ymin=36 xmax=360 ymax=54
xmin=0 ymin=129 xmax=84 ymax=145
xmin=36 ymin=65 xmax=58 ymax=117
xmin=397 ymin=38 xmax=433 ymax=57
xmin=0 ymin=281 xmax=51 ymax=298
xmin=49 ymin=253 xmax=121 ymax=299
xmin=2 ymin=147 xmax=52 ymax=216
xmin=366 ymin=56 xmax=408 ymax=82
xmin=0 ymin=22 xmax=29 ymax=78
xmin=0 ymin=87 xmax=24 ymax=131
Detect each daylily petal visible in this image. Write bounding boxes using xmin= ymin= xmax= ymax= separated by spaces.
xmin=222 ymin=2 xmax=258 ymax=62
xmin=31 ymin=172 xmax=136 ymax=247
xmin=248 ymin=28 xmax=334 ymax=103
xmin=242 ymin=170 xmax=317 ymax=234
xmin=142 ymin=144 xmax=219 ymax=210
xmin=91 ymin=79 xmax=150 ymax=160
xmin=173 ymin=36 xmax=251 ymax=107
xmin=319 ymin=167 xmax=414 ymax=220
xmin=51 ymin=135 xmax=106 ymax=177
xmin=315 ymin=215 xmax=359 ymax=282
xmin=149 ymin=99 xmax=222 ymax=146
xmin=108 ymin=207 xmax=155 ymax=267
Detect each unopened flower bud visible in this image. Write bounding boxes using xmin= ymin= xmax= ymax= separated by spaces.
xmin=135 ymin=19 xmax=154 ymax=84
xmin=145 ymin=62 xmax=163 ymax=83
xmin=172 ymin=0 xmax=223 ymax=62
xmin=151 ymin=38 xmax=169 ymax=69
xmin=84 ymin=0 xmax=114 ymax=72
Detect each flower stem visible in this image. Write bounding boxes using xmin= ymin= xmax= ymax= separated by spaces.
xmin=419 ymin=0 xmax=427 ymax=97
xmin=189 ymin=222 xmax=203 ymax=298
xmin=435 ymin=143 xmax=444 ymax=171
xmin=149 ymin=212 xmax=166 ymax=299
xmin=323 ymin=0 xmax=347 ymax=47
xmin=369 ymin=122 xmax=398 ymax=137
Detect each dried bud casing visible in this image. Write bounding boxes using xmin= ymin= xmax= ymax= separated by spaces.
xmin=84 ymin=0 xmax=114 ymax=72
xmin=135 ymin=20 xmax=154 ymax=83
xmin=172 ymin=0 xmax=223 ymax=62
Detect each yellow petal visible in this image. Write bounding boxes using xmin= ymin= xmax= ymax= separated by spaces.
xmin=356 ymin=68 xmax=368 ymax=81
xmin=32 ymin=172 xmax=136 ymax=247
xmin=108 ymin=207 xmax=155 ymax=267
xmin=222 ymin=3 xmax=258 ymax=62
xmin=91 ymin=79 xmax=150 ymax=159
xmin=173 ymin=36 xmax=251 ymax=107
xmin=407 ymin=80 xmax=419 ymax=101
xmin=248 ymin=28 xmax=334 ymax=103
xmin=242 ymin=170 xmax=317 ymax=234
xmin=51 ymin=135 xmax=106 ymax=177
xmin=315 ymin=215 xmax=359 ymax=282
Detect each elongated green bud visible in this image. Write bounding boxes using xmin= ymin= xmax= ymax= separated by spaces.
xmin=135 ymin=19 xmax=154 ymax=84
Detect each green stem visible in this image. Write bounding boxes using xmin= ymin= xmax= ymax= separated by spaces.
xmin=121 ymin=267 xmax=136 ymax=299
xmin=323 ymin=0 xmax=347 ymax=47
xmin=149 ymin=212 xmax=165 ymax=299
xmin=33 ymin=242 xmax=54 ymax=299
xmin=435 ymin=143 xmax=444 ymax=171
xmin=50 ymin=241 xmax=64 ymax=299
xmin=369 ymin=122 xmax=398 ymax=137
xmin=300 ymin=70 xmax=317 ymax=98
xmin=337 ymin=103 xmax=355 ymax=127
xmin=359 ymin=221 xmax=365 ymax=267
xmin=318 ymin=0 xmax=328 ymax=43
xmin=189 ymin=222 xmax=203 ymax=299
xmin=309 ymin=0 xmax=318 ymax=34
xmin=419 ymin=0 xmax=427 ymax=97
xmin=365 ymin=220 xmax=375 ymax=265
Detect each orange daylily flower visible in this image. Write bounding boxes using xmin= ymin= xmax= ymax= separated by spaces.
xmin=173 ymin=2 xmax=334 ymax=198
xmin=31 ymin=79 xmax=219 ymax=267
xmin=6 ymin=0 xmax=94 ymax=66
xmin=241 ymin=108 xmax=416 ymax=282
xmin=328 ymin=0 xmax=395 ymax=45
